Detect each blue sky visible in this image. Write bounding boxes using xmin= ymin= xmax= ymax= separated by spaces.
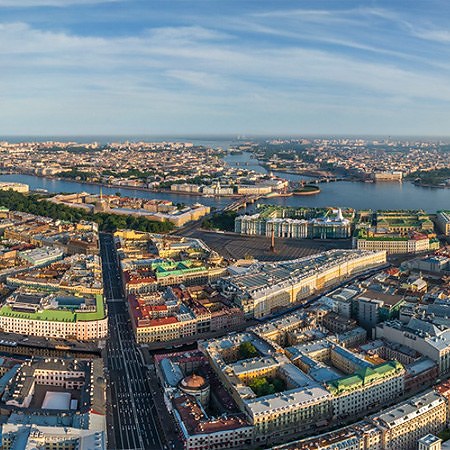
xmin=1 ymin=0 xmax=450 ymax=136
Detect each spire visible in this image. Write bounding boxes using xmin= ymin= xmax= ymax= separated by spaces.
xmin=337 ymin=208 xmax=344 ymax=221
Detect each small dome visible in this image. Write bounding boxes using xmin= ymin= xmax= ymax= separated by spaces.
xmin=180 ymin=374 xmax=207 ymax=390
xmin=208 ymin=251 xmax=222 ymax=264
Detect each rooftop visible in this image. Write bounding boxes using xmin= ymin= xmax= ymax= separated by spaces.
xmin=0 ymin=293 xmax=105 ymax=322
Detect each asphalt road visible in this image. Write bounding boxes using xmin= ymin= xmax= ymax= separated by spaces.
xmin=101 ymin=233 xmax=165 ymax=450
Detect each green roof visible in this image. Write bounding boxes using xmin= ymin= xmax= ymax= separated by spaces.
xmin=152 ymin=259 xmax=207 ymax=279
xmin=0 ymin=306 xmax=76 ymax=322
xmin=77 ymin=295 xmax=105 ymax=321
xmin=356 ymin=232 xmax=409 ymax=241
xmin=327 ymin=361 xmax=403 ymax=394
xmin=0 ymin=294 xmax=105 ymax=322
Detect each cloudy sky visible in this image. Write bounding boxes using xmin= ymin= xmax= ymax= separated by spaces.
xmin=1 ymin=0 xmax=450 ymax=136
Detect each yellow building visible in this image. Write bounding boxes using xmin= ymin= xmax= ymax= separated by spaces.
xmin=221 ymin=250 xmax=387 ymax=319
xmin=373 ymin=390 xmax=447 ymax=450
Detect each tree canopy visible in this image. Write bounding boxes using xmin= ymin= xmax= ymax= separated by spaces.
xmin=0 ymin=190 xmax=174 ymax=233
xmin=238 ymin=341 xmax=259 ymax=360
xmin=248 ymin=377 xmax=286 ymax=397
xmin=202 ymin=211 xmax=237 ymax=231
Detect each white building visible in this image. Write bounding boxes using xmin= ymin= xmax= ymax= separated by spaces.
xmin=377 ymin=318 xmax=450 ymax=375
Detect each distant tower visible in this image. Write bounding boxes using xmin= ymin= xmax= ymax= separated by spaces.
xmin=337 ymin=208 xmax=344 ymax=221
xmin=94 ymin=186 xmax=109 ymax=213
xmin=270 ymin=228 xmax=276 ymax=253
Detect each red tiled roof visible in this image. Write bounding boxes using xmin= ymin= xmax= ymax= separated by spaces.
xmin=147 ymin=316 xmax=179 ymax=327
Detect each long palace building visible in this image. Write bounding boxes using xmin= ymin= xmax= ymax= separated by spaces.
xmin=218 ymin=250 xmax=387 ymax=319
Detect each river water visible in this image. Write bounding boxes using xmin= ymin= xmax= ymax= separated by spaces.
xmin=225 ymin=152 xmax=450 ymax=212
xmin=0 ymin=151 xmax=448 ymax=212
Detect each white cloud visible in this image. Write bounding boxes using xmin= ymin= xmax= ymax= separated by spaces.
xmin=1 ymin=21 xmax=449 ymax=101
xmin=412 ymin=28 xmax=450 ymax=43
xmin=1 ymin=12 xmax=450 ymax=135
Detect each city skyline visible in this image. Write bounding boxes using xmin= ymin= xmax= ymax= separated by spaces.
xmin=2 ymin=0 xmax=450 ymax=136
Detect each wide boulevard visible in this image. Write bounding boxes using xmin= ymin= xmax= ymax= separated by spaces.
xmin=100 ymin=233 xmax=164 ymax=450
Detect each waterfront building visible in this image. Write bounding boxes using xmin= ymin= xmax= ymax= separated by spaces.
xmin=171 ymin=183 xmax=201 ymax=193
xmin=265 ymin=218 xmax=309 ymax=239
xmin=375 ymin=210 xmax=434 ymax=234
xmin=236 ymin=185 xmax=272 ymax=195
xmin=235 ymin=208 xmax=352 ymax=240
xmin=0 ymin=181 xmax=29 ymax=193
xmin=234 ymin=214 xmax=267 ymax=236
xmin=202 ymin=183 xmax=234 ymax=196
xmin=353 ymin=210 xmax=438 ymax=254
xmin=373 ymin=171 xmax=403 ymax=182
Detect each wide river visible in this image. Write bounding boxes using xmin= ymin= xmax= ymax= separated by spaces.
xmin=0 ymin=151 xmax=449 ymax=212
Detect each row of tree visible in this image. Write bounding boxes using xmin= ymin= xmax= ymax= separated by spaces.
xmin=0 ymin=190 xmax=174 ymax=233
